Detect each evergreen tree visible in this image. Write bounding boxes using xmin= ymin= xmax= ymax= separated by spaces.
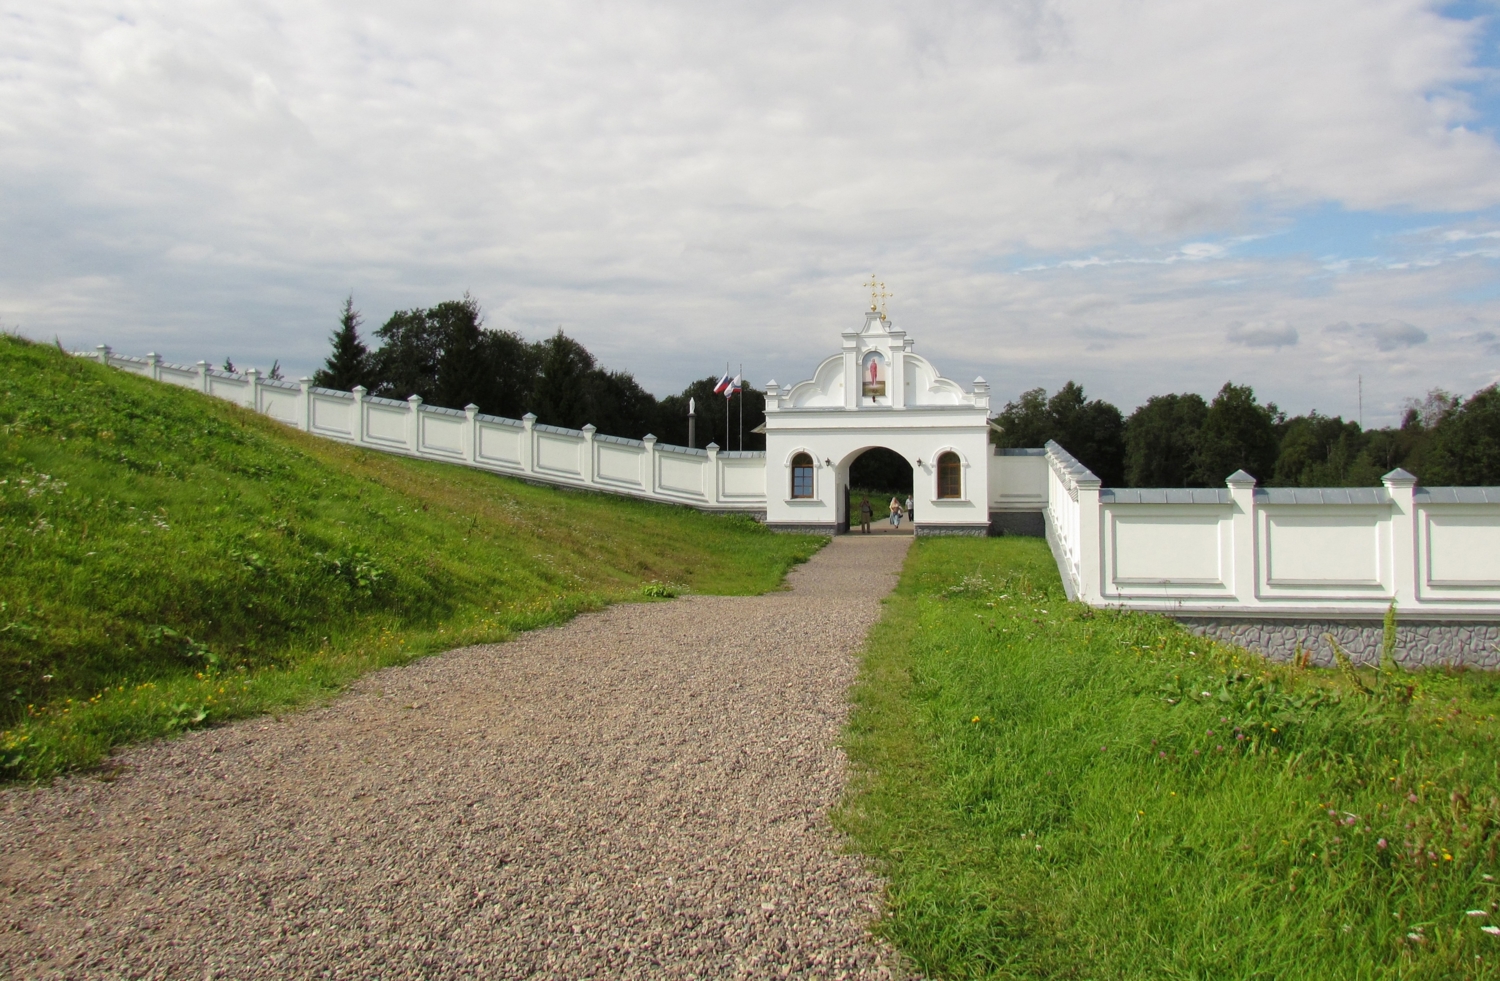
xmin=312 ymin=295 xmax=370 ymax=390
xmin=1124 ymin=393 xmax=1208 ymax=487
xmin=1424 ymin=385 xmax=1500 ymax=485
xmin=1193 ymin=382 xmax=1280 ymax=484
xmin=1271 ymin=412 xmax=1364 ymax=486
xmin=993 ymin=382 xmax=1126 ymax=486
xmin=529 ymin=330 xmax=597 ymax=429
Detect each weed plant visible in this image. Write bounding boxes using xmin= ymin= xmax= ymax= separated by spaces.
xmin=0 ymin=336 xmax=820 ymax=780
xmin=840 ymin=537 xmax=1500 ymax=980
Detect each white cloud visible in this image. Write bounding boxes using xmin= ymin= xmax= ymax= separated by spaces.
xmin=1325 ymin=319 xmax=1429 ymax=351
xmin=1227 ymin=321 xmax=1299 ymax=349
xmin=0 ymin=0 xmax=1497 ymax=427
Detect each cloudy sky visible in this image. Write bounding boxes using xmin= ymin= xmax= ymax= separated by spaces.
xmin=3 ymin=0 xmax=1499 ymax=424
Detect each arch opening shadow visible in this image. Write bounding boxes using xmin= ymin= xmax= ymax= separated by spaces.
xmin=849 ymin=447 xmax=913 ymax=499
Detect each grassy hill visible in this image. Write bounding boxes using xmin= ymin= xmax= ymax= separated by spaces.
xmin=0 ymin=336 xmax=821 ymax=781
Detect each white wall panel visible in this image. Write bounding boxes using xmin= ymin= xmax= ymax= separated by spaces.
xmin=310 ymin=396 xmax=352 ymax=436
xmin=535 ymin=433 xmax=583 ymax=476
xmin=477 ymin=424 xmax=523 ymax=467
xmin=208 ymin=375 xmax=249 ymax=405
xmin=420 ymin=415 xmax=465 ymax=457
xmin=364 ymin=404 xmax=408 ymax=445
xmin=260 ymin=388 xmax=300 ymax=424
xmin=1264 ymin=511 xmax=1382 ymax=586
xmin=1109 ymin=512 xmax=1225 ymax=585
xmin=659 ymin=454 xmax=705 ymax=497
xmin=990 ymin=454 xmax=1049 ymax=508
xmin=720 ymin=458 xmax=766 ymax=499
xmin=159 ymin=366 xmax=199 ymax=389
xmin=1426 ymin=512 xmax=1500 ymax=586
xmin=596 ymin=443 xmax=644 ymax=487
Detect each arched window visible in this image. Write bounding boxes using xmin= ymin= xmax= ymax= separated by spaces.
xmin=937 ymin=452 xmax=962 ymax=499
xmin=791 ymin=453 xmax=815 ymax=499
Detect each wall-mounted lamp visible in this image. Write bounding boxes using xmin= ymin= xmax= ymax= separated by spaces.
xmin=915 ymin=458 xmax=923 ymax=468
xmin=824 ymin=458 xmax=832 ymax=467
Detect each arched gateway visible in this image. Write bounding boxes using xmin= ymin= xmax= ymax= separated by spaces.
xmin=763 ymin=306 xmax=1000 ymax=535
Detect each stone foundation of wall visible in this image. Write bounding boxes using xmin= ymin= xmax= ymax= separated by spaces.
xmin=915 ymin=523 xmax=991 ymax=537
xmin=766 ymin=523 xmax=839 ymax=536
xmin=989 ymin=510 xmax=1045 ymax=537
xmin=1175 ymin=617 xmax=1500 ymax=670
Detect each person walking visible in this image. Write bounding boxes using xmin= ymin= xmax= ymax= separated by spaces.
xmin=904 ymin=494 xmax=914 ymax=526
xmin=858 ymin=497 xmax=873 ymax=534
xmin=889 ymin=496 xmax=902 ymax=530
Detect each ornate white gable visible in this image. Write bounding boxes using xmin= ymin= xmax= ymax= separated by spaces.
xmin=765 ymin=308 xmax=988 ymax=412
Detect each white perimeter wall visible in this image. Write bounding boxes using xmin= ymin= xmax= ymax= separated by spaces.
xmin=1044 ymin=441 xmax=1500 ymax=618
xmin=87 ymin=348 xmax=766 ymax=513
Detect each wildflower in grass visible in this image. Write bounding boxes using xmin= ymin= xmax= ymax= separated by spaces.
xmin=1484 ymin=926 xmax=1500 ymax=936
xmin=1408 ymin=793 xmax=1419 ymax=802
xmin=1468 ymin=910 xmax=1488 ymax=917
xmin=1378 ymin=839 xmax=1388 ymax=849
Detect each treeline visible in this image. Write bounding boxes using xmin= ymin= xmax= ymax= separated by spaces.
xmin=994 ymin=381 xmax=1500 ymax=487
xmin=311 ymin=296 xmax=766 ymax=450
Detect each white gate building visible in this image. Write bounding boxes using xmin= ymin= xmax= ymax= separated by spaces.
xmin=762 ymin=306 xmax=997 ymax=535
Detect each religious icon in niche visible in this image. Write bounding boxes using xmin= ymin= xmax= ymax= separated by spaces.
xmin=861 ymin=353 xmax=887 ymax=399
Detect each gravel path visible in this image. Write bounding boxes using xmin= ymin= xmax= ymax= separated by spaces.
xmin=1 ymin=535 xmax=912 ymax=980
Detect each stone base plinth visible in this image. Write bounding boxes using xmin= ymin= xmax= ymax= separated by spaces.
xmin=1175 ymin=616 xmax=1500 ymax=670
xmin=989 ymin=510 xmax=1045 ymax=537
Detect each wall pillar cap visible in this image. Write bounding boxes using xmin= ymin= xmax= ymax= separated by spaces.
xmin=299 ymin=376 xmax=313 ymax=385
xmin=706 ymin=441 xmax=719 ymax=450
xmin=522 ymin=412 xmax=537 ymax=423
xmin=1225 ymin=469 xmax=1258 ymax=487
xmin=642 ymin=433 xmax=657 ymax=444
xmin=352 ymin=385 xmax=367 ymax=396
xmin=1382 ymin=468 xmax=1419 ymax=487
xmin=582 ymin=423 xmax=597 ymax=434
xmin=407 ymin=394 xmax=423 ymax=405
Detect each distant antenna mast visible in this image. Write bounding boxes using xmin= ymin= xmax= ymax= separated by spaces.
xmin=1358 ymin=374 xmax=1363 ymax=430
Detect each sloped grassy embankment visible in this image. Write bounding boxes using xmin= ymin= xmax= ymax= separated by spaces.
xmin=0 ymin=336 xmax=821 ymax=781
xmin=840 ymin=537 xmax=1500 ymax=980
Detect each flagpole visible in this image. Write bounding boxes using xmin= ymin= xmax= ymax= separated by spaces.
xmin=738 ymin=362 xmax=743 ymax=451
xmin=725 ymin=361 xmax=730 ymax=451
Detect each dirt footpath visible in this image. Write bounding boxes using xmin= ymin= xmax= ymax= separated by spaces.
xmin=1 ymin=535 xmax=911 ymax=980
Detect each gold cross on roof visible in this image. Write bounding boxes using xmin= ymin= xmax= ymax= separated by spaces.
xmin=879 ymin=282 xmax=892 ymax=317
xmin=863 ymin=274 xmax=878 ymax=311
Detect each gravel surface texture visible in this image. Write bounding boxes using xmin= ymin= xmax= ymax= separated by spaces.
xmin=1 ymin=535 xmax=912 ymax=980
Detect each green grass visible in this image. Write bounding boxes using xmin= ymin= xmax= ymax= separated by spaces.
xmin=839 ymin=537 xmax=1500 ymax=980
xmin=0 ymin=336 xmax=822 ymax=781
